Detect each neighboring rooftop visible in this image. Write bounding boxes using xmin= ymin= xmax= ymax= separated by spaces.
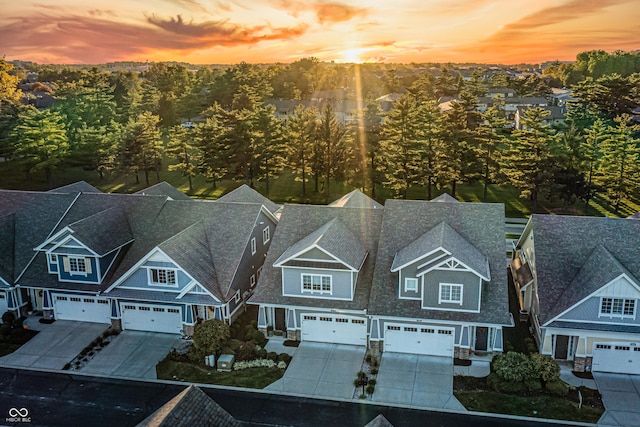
xmin=48 ymin=181 xmax=101 ymax=194
xmin=215 ymin=184 xmax=281 ymax=216
xmin=135 ymin=182 xmax=191 ymax=201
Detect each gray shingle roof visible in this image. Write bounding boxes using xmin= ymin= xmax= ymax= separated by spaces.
xmin=329 ymin=190 xmax=383 ymax=209
xmin=137 ymin=385 xmax=241 ymax=427
xmin=48 ymin=181 xmax=101 ymax=194
xmin=215 ymin=184 xmax=281 ymax=215
xmin=365 ymin=414 xmax=394 ymax=427
xmin=430 ymin=193 xmax=459 ymax=203
xmin=530 ymin=215 xmax=640 ymax=324
xmin=369 ymin=199 xmax=510 ymax=325
xmin=67 ymin=207 xmax=134 ymax=256
xmin=0 ymin=214 xmax=15 ymax=286
xmin=275 ymin=217 xmax=367 ymax=270
xmin=250 ymin=204 xmax=383 ymax=311
xmin=135 ymin=182 xmax=191 ymax=201
xmin=391 ymin=221 xmax=489 ymax=280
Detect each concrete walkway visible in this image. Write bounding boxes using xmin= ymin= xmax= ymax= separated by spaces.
xmin=373 ymin=353 xmax=465 ymax=411
xmin=82 ymin=331 xmax=182 ymax=379
xmin=265 ymin=342 xmax=365 ymax=399
xmin=0 ymin=320 xmax=108 ymax=370
xmin=594 ymin=373 xmax=640 ymax=427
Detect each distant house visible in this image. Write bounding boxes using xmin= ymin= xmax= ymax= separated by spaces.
xmin=511 ymin=215 xmax=640 ymax=374
xmin=514 ymin=106 xmax=566 ymax=130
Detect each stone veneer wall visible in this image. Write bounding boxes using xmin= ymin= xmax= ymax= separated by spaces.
xmin=110 ymin=318 xmax=122 ymax=332
xmin=454 ymin=347 xmax=471 ymax=360
xmin=573 ymin=356 xmax=593 ymax=372
xmin=182 ymin=324 xmax=194 ymax=336
xmin=286 ymin=329 xmax=300 ymax=341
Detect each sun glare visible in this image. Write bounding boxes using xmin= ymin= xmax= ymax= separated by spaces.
xmin=340 ymin=48 xmax=365 ymax=63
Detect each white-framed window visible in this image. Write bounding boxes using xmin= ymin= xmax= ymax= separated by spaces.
xmin=149 ymin=268 xmax=177 ymax=287
xmin=263 ymin=226 xmax=270 ymax=244
xmin=251 ymin=237 xmax=257 ymax=255
xmin=64 ymin=256 xmax=90 ymax=275
xmin=234 ymin=290 xmax=241 ymax=303
xmin=404 ymin=277 xmax=418 ymax=293
xmin=301 ymin=274 xmax=332 ymax=294
xmin=600 ymin=297 xmax=636 ymax=318
xmin=439 ymin=283 xmax=463 ymax=305
xmin=250 ymin=274 xmax=256 ymax=287
xmin=49 ymin=254 xmax=57 ymax=263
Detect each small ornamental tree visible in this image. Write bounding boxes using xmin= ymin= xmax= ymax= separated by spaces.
xmin=529 ymin=352 xmax=561 ymax=384
xmin=192 ymin=319 xmax=230 ymax=361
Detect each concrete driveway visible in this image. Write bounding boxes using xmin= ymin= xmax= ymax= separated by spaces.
xmin=594 ymin=372 xmax=640 ymax=427
xmin=0 ymin=320 xmax=108 ymax=370
xmin=372 ymin=353 xmax=465 ymax=411
xmin=265 ymin=342 xmax=365 ymax=399
xmin=82 ymin=330 xmax=182 ymax=380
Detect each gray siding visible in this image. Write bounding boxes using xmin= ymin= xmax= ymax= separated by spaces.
xmin=398 ymin=251 xmax=447 ymax=299
xmin=296 ymin=247 xmax=335 ymax=261
xmin=119 ymin=266 xmax=191 ymax=291
xmin=558 ymin=297 xmax=640 ymax=325
xmin=423 ymin=270 xmax=480 ymax=311
xmin=282 ymin=267 xmax=352 ymax=299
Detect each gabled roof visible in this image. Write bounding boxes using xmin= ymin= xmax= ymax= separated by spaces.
xmin=430 ymin=193 xmax=459 ymax=203
xmin=369 ymin=199 xmax=510 ymax=324
xmin=0 ymin=214 xmax=15 ymax=286
xmin=137 ymin=385 xmax=241 ymax=427
xmin=546 ymin=245 xmax=639 ymax=323
xmin=365 ymin=414 xmax=394 ymax=427
xmin=48 ymin=181 xmax=101 ymax=194
xmin=529 ymin=214 xmax=640 ymax=325
xmin=274 ymin=217 xmax=367 ymax=271
xmin=391 ymin=221 xmax=489 ymax=280
xmin=135 ymin=182 xmax=191 ymax=201
xmin=65 ymin=207 xmax=134 ymax=256
xmin=215 ymin=184 xmax=281 ymax=216
xmin=250 ymin=204 xmax=383 ymax=310
xmin=329 ymin=190 xmax=383 ymax=209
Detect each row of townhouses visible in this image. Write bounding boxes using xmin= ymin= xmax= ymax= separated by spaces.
xmin=1 ymin=182 xmax=638 ymax=375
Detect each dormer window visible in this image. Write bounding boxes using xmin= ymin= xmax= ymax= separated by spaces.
xmin=63 ymin=256 xmax=89 ymax=276
xmin=404 ymin=278 xmax=418 ymax=293
xmin=149 ymin=268 xmax=177 ymax=287
xmin=439 ymin=283 xmax=463 ymax=305
xmin=600 ymin=297 xmax=635 ymax=318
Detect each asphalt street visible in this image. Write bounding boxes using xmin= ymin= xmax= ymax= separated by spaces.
xmin=0 ymin=368 xmax=571 ymax=427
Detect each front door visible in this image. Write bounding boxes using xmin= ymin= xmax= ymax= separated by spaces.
xmin=275 ymin=308 xmax=286 ymax=332
xmin=475 ymin=327 xmax=488 ymax=351
xmin=554 ymin=335 xmax=569 ymax=359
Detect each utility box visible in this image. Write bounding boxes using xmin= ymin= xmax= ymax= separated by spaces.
xmin=204 ymin=354 xmax=215 ymax=367
xmin=217 ymin=354 xmax=235 ymax=371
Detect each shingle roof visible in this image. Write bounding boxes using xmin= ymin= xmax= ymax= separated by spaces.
xmin=250 ymin=204 xmax=383 ymax=311
xmin=137 ymin=385 xmax=241 ymax=427
xmin=329 ymin=190 xmax=383 ymax=209
xmin=275 ymin=217 xmax=367 ymax=270
xmin=48 ymin=181 xmax=101 ymax=194
xmin=365 ymin=414 xmax=394 ymax=427
xmin=135 ymin=182 xmax=191 ymax=201
xmin=530 ymin=215 xmax=640 ymax=324
xmin=67 ymin=207 xmax=134 ymax=256
xmin=369 ymin=199 xmax=510 ymax=324
xmin=0 ymin=214 xmax=15 ymax=287
xmin=215 ymin=184 xmax=281 ymax=216
xmin=430 ymin=193 xmax=459 ymax=203
xmin=391 ymin=221 xmax=489 ymax=280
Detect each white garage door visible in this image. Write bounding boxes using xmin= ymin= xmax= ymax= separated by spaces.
xmin=592 ymin=342 xmax=640 ymax=375
xmin=384 ymin=323 xmax=454 ymax=357
xmin=53 ymin=294 xmax=110 ymax=323
xmin=0 ymin=291 xmax=8 ymax=314
xmin=301 ymin=314 xmax=367 ymax=345
xmin=121 ymin=303 xmax=182 ymax=334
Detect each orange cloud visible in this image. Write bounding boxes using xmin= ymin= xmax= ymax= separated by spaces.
xmin=0 ymin=13 xmax=308 ymax=63
xmin=278 ymin=0 xmax=368 ymax=24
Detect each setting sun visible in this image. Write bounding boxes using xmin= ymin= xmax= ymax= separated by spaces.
xmin=340 ymin=48 xmax=365 ymax=64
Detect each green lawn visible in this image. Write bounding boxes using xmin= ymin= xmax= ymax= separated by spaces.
xmin=1 ymin=158 xmax=638 ymax=218
xmin=156 ymin=359 xmax=284 ymax=388
xmin=455 ymin=390 xmax=603 ymax=423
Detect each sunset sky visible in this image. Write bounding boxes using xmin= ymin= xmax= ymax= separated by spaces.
xmin=1 ymin=0 xmax=638 ymax=65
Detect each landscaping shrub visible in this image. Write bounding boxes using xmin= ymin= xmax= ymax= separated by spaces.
xmin=0 ymin=324 xmax=11 ymax=337
xmin=529 ymin=353 xmax=561 ymax=383
xmin=277 ymin=353 xmax=292 ymax=364
xmin=368 ymin=379 xmax=376 ymax=386
xmin=2 ymin=311 xmax=16 ymax=326
xmin=266 ymin=351 xmax=278 ymax=362
xmin=366 ymin=384 xmax=375 ymax=395
xmin=235 ymin=341 xmax=257 ymax=361
xmin=545 ymin=379 xmax=570 ymax=396
xmin=192 ymin=319 xmax=231 ymax=360
xmin=371 ymin=368 xmax=379 ymax=375
xmin=365 ymin=354 xmax=372 ymax=363
xmin=487 ymin=372 xmax=528 ymax=394
xmin=524 ymin=379 xmax=543 ymax=392
xmin=245 ymin=329 xmax=267 ymax=347
xmin=493 ymin=352 xmax=534 ymax=382
xmin=255 ymin=348 xmax=267 ymax=359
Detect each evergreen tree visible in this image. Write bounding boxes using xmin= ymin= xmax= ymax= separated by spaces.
xmin=286 ymin=105 xmax=318 ymax=197
xmin=120 ymin=111 xmax=162 ymax=186
xmin=318 ymin=103 xmax=350 ymax=197
xmin=251 ymin=105 xmax=286 ymax=196
xmin=477 ymin=102 xmax=510 ymax=202
xmin=196 ymin=113 xmax=228 ymax=189
xmin=167 ymin=124 xmax=200 ymax=192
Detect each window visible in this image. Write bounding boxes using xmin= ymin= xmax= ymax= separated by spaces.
xmin=168 ymin=308 xmax=180 ymax=314
xmin=139 ymin=306 xmax=150 ymax=311
xmin=596 ymin=344 xmax=611 ymax=350
xmin=438 ymin=329 xmax=452 ymax=335
xmin=50 ymin=254 xmax=57 ymax=263
xmin=70 ymin=297 xmax=81 ymax=302
xmin=251 ymin=238 xmax=256 ymax=255
xmin=336 ymin=318 xmax=348 ymax=323
xmin=303 ymin=315 xmax=317 ymax=321
xmin=83 ymin=298 xmax=94 ymax=303
xmin=123 ymin=305 xmax=136 ymax=310
xmin=320 ymin=316 xmax=332 ymax=322
xmin=68 ymin=256 xmax=87 ymax=274
xmin=153 ymin=307 xmax=165 ymax=312
xmin=439 ymin=283 xmax=463 ymax=305
xmin=250 ymin=274 xmax=256 ymax=287
xmin=404 ymin=278 xmax=418 ymax=293
xmin=56 ymin=296 xmax=68 ymax=301
xmin=404 ymin=327 xmax=418 ymax=332
xmin=234 ymin=290 xmax=240 ymax=303
xmin=263 ymin=226 xmax=270 ymax=244
xmin=97 ymin=300 xmax=108 ymax=305
xmin=149 ymin=268 xmax=177 ymax=286
xmin=615 ymin=345 xmax=630 ymax=351
xmin=387 ymin=325 xmax=400 ymax=331
xmin=421 ymin=328 xmax=434 ymax=333
xmin=600 ymin=297 xmax=636 ymax=318
xmin=352 ymin=319 xmax=365 ymax=325
xmin=301 ymin=274 xmax=332 ymax=294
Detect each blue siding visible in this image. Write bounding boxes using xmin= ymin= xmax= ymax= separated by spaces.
xmin=57 ymin=256 xmax=99 ymax=283
xmin=99 ymin=251 xmax=118 ymax=279
xmin=559 ymin=297 xmax=640 ymax=325
xmin=118 ymin=266 xmax=190 ymax=290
